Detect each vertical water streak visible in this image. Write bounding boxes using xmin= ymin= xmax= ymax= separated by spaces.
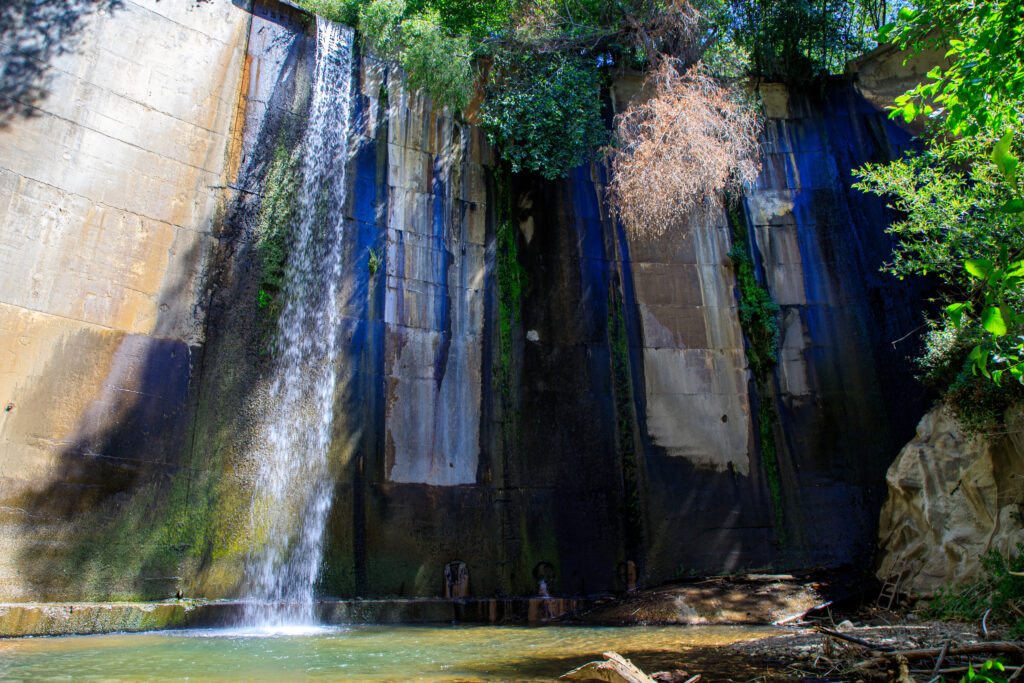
xmin=243 ymin=17 xmax=353 ymax=628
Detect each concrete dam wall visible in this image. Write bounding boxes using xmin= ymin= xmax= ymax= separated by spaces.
xmin=0 ymin=0 xmax=930 ymax=601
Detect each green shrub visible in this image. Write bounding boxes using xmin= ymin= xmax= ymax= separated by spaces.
xmin=397 ymin=10 xmax=475 ymax=110
xmin=926 ymin=543 xmax=1024 ymax=637
xmin=480 ymin=54 xmax=609 ymax=179
xmin=917 ymin=319 xmax=1024 ymax=432
xmin=359 ymin=0 xmax=405 ymax=54
xmin=296 ymin=0 xmax=362 ymax=25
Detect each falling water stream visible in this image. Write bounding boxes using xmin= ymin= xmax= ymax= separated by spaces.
xmin=242 ymin=17 xmax=354 ymax=629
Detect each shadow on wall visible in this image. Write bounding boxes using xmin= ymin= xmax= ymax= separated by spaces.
xmin=0 ymin=0 xmax=123 ymax=126
xmin=12 ymin=238 xmax=210 ymax=601
xmin=11 ymin=4 xmax=320 ymax=601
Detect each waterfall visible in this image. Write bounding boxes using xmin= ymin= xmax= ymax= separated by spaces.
xmin=242 ymin=16 xmax=354 ymax=628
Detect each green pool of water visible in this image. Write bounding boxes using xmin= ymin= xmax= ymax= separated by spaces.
xmin=0 ymin=624 xmax=782 ymax=681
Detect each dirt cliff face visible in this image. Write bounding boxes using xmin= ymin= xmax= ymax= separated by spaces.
xmin=878 ymin=405 xmax=1024 ymax=595
xmin=0 ymin=0 xmax=931 ymax=602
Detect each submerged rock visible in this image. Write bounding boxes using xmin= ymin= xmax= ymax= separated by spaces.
xmin=877 ymin=404 xmax=1024 ymax=596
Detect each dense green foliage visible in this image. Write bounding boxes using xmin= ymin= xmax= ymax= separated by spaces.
xmin=297 ymin=0 xmax=897 ymax=179
xmin=479 ymin=54 xmax=609 ymax=178
xmin=856 ymin=0 xmax=1024 ymax=423
xmin=925 ymin=543 xmax=1024 ymax=637
xmin=725 ymin=0 xmax=864 ymax=81
xmin=728 ymin=208 xmax=780 ymax=378
xmin=916 ymin=319 xmax=1024 ymax=430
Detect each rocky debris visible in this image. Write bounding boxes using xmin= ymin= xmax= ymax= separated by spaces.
xmin=573 ymin=575 xmax=828 ymax=625
xmin=877 ymin=404 xmax=1024 ymax=597
xmin=731 ymin=620 xmax=1023 ymax=681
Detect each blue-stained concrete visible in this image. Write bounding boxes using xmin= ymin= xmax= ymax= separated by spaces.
xmin=27 ymin=8 xmax=932 ymax=599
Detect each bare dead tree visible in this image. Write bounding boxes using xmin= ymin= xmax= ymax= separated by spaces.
xmin=608 ymin=58 xmax=763 ymax=239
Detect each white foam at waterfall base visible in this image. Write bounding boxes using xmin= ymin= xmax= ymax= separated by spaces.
xmin=240 ymin=17 xmax=354 ymax=629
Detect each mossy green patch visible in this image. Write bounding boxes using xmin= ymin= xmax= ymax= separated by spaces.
xmin=727 ymin=202 xmax=780 ymax=378
xmin=492 ymin=166 xmax=528 ymax=593
xmin=254 ymin=139 xmax=301 ymax=352
xmin=493 ymin=166 xmax=526 ymax=448
xmin=727 ymin=199 xmax=785 ymax=539
xmin=608 ymin=284 xmax=643 ymax=560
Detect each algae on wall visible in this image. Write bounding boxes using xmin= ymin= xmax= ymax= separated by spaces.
xmin=0 ymin=0 xmax=256 ymax=601
xmin=492 ymin=164 xmax=527 ymax=595
xmin=727 ymin=199 xmax=785 ymax=539
xmin=608 ymin=281 xmax=645 ymax=569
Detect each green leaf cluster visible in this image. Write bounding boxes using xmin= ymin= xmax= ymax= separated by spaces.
xmin=949 ymin=253 xmax=1024 ymax=386
xmin=479 ymin=54 xmax=609 ymax=179
xmin=856 ymin=0 xmax=1024 ymax=415
xmin=882 ymin=0 xmax=1024 ymax=137
xmin=962 ymin=660 xmax=1009 ymax=683
xmin=296 ymin=0 xmax=897 ymax=179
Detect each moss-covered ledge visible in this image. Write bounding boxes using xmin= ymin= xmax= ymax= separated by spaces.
xmin=0 ymin=601 xmax=210 ymax=637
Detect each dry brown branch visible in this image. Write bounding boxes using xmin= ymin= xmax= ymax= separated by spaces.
xmin=854 ymin=642 xmax=1024 ymax=671
xmin=817 ymin=627 xmax=895 ymax=652
xmin=608 ymin=58 xmax=762 ymax=239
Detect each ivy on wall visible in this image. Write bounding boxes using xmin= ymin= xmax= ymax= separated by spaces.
xmin=727 ymin=199 xmax=785 ymax=539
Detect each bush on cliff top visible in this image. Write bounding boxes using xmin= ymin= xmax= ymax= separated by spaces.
xmin=298 ymin=0 xmax=895 ymax=186
xmin=855 ymin=0 xmax=1024 ymax=421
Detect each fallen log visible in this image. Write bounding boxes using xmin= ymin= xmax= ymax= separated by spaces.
xmin=892 ymin=642 xmax=1023 ymax=661
xmin=854 ymin=642 xmax=1024 ymax=671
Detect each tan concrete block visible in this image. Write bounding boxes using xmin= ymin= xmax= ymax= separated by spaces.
xmin=626 ymin=230 xmax=699 ymax=265
xmin=632 ymin=263 xmax=703 ymax=307
xmin=702 ymin=305 xmax=745 ymax=353
xmin=642 ymin=347 xmax=751 ymax=473
xmin=387 ymin=145 xmax=431 ymax=193
xmin=462 ymin=200 xmax=488 ymax=246
xmin=638 ymin=304 xmax=708 ymax=350
xmin=460 ymin=161 xmax=487 ymax=205
xmin=778 ymin=308 xmax=812 ymax=397
xmin=384 ymin=327 xmax=481 ymax=486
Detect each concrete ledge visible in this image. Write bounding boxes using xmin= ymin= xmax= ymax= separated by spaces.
xmin=0 ymin=601 xmax=202 ymax=637
xmin=0 ymin=597 xmax=590 ymax=637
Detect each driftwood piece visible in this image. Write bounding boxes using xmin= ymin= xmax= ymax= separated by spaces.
xmin=892 ymin=642 xmax=1023 ymax=661
xmin=651 ymin=671 xmax=699 ymax=683
xmin=560 ymin=651 xmax=655 ymax=683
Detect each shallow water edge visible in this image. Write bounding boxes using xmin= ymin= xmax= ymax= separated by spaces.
xmin=0 ymin=623 xmax=786 ymax=682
